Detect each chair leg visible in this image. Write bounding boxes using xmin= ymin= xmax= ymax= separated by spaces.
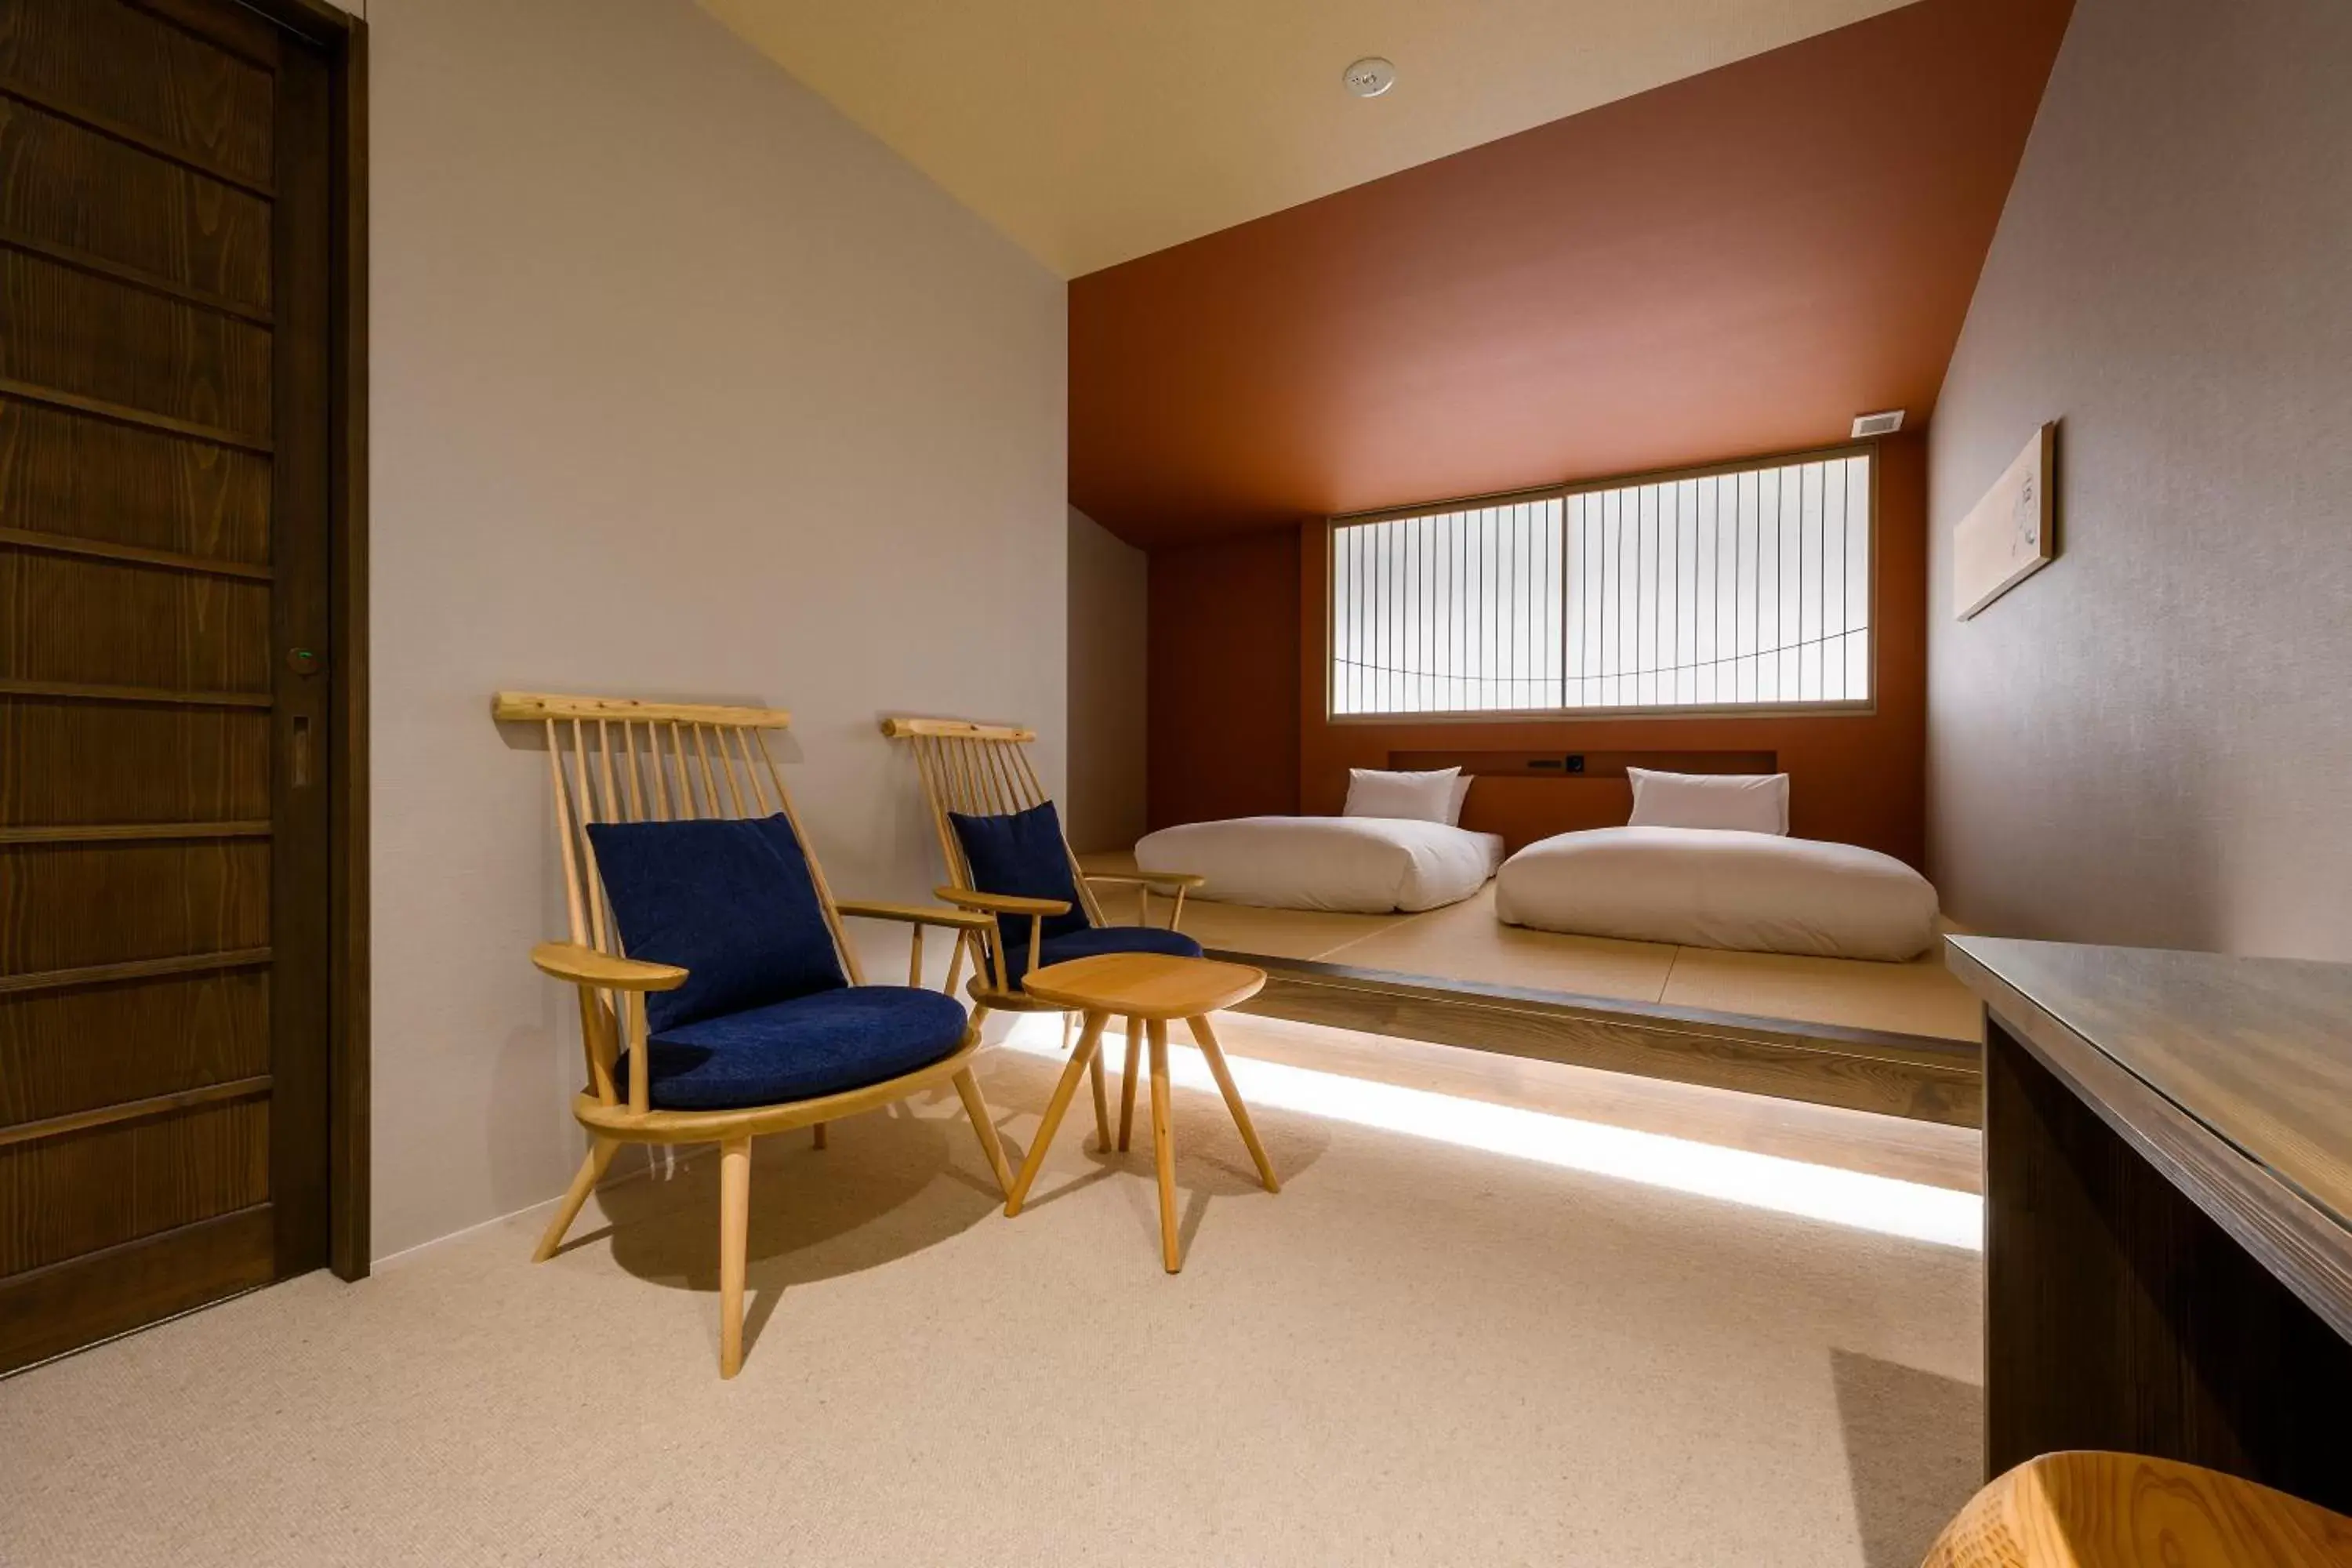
xmin=1061 ymin=1011 xmax=1075 ymax=1052
xmin=1004 ymin=1013 xmax=1106 ymax=1217
xmin=811 ymin=1122 xmax=828 ymax=1151
xmin=718 ymin=1136 xmax=752 ymax=1379
xmin=1187 ymin=1014 xmax=1279 ymax=1192
xmin=532 ymin=1136 xmax=617 ymax=1262
xmin=952 ymin=1065 xmax=1014 ymax=1198
xmin=1117 ymin=1015 xmax=1142 ymax=1152
xmin=1149 ymin=1019 xmax=1180 ymax=1273
xmin=1088 ymin=1035 xmax=1112 ymax=1152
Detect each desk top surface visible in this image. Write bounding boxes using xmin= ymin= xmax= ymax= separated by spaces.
xmin=1950 ymin=937 xmax=2352 ymax=1237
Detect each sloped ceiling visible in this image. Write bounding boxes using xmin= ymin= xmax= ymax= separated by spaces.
xmin=1070 ymin=0 xmax=2075 ymax=549
xmin=699 ymin=0 xmax=1921 ymax=277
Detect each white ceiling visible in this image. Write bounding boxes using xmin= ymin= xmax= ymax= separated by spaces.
xmin=699 ymin=0 xmax=1918 ymax=278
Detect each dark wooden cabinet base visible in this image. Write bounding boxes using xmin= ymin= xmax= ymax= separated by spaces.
xmin=1986 ymin=1020 xmax=2352 ymax=1508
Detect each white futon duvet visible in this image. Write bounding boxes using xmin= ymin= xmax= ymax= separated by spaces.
xmin=1495 ymin=826 xmax=1940 ymax=961
xmin=1135 ymin=816 xmax=1505 ymax=913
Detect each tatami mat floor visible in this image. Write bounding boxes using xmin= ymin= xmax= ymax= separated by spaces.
xmin=2 ymin=1035 xmax=1984 ymax=1567
xmin=1089 ymin=856 xmax=1982 ymax=1042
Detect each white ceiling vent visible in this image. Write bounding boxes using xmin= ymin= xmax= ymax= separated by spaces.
xmin=1851 ymin=409 xmax=1905 ymax=438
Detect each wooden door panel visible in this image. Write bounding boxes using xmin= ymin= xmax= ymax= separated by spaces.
xmin=0 ymin=1095 xmax=269 ymax=1273
xmin=0 ymin=0 xmax=336 ymax=1372
xmin=0 ymin=255 xmax=273 ymax=441
xmin=0 ymin=969 xmax=270 ymax=1124
xmin=0 ymin=0 xmax=275 ymax=191
xmin=0 ymin=1204 xmax=274 ymax=1371
xmin=0 ymin=403 xmax=273 ymax=564
xmin=0 ymin=96 xmax=272 ymax=310
xmin=0 ymin=698 xmax=270 ymax=825
xmin=0 ymin=840 xmax=270 ymax=973
xmin=0 ymin=554 xmax=270 ymax=691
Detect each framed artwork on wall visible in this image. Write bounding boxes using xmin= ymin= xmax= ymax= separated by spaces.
xmin=1954 ymin=422 xmax=2056 ymax=619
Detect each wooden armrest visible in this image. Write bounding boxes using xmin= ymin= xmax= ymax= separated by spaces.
xmin=836 ymin=898 xmax=993 ymax=933
xmin=931 ymin=886 xmax=1071 ymax=917
xmin=532 ymin=942 xmax=687 ymax=992
xmin=1085 ymin=870 xmax=1208 ymax=891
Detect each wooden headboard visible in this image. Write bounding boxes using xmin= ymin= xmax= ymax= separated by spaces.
xmin=1389 ymin=749 xmax=1777 ymax=781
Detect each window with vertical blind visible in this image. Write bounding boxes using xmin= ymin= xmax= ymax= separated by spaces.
xmin=1328 ymin=448 xmax=1875 ymax=717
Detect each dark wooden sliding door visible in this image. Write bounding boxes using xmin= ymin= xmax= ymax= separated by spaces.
xmin=0 ymin=0 xmax=343 ymax=1372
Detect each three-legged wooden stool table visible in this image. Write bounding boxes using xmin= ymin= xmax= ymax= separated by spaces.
xmin=1004 ymin=952 xmax=1279 ymax=1272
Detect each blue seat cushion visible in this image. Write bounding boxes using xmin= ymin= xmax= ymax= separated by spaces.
xmin=947 ymin=800 xmax=1091 ymax=953
xmin=1005 ymin=923 xmax=1203 ymax=987
xmin=617 ymin=986 xmax=970 ymax=1111
xmin=585 ymin=814 xmax=846 ymax=1033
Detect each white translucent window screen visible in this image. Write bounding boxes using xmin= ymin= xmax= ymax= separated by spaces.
xmin=1331 ymin=452 xmax=1871 ymax=716
xmin=1563 ymin=454 xmax=1871 ymax=710
xmin=1330 ymin=498 xmax=1563 ymax=716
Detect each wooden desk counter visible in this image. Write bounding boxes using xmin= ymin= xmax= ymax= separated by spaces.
xmin=1948 ymin=938 xmax=2352 ymax=1513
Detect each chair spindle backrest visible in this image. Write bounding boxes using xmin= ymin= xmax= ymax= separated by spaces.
xmin=494 ymin=692 xmax=864 ymax=1099
xmin=880 ymin=716 xmax=1105 ymax=929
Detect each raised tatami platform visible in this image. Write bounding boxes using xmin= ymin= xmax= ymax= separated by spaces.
xmin=1083 ymin=855 xmax=1986 ymax=1127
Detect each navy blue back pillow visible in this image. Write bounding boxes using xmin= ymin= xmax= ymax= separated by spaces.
xmin=948 ymin=800 xmax=1091 ymax=960
xmin=586 ymin=814 xmax=846 ymax=1033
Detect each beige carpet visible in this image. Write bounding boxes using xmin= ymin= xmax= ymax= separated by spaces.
xmin=0 ymin=1045 xmax=1982 ymax=1568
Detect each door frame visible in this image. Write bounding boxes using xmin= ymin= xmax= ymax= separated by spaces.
xmin=229 ymin=0 xmax=372 ymax=1280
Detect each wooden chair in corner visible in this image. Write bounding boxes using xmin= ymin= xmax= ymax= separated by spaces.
xmin=880 ymin=715 xmax=1207 ymax=1153
xmin=1922 ymin=1451 xmax=2352 ymax=1568
xmin=494 ymin=692 xmax=1012 ymax=1378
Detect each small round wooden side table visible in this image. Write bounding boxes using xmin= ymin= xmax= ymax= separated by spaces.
xmin=1004 ymin=952 xmax=1279 ymax=1272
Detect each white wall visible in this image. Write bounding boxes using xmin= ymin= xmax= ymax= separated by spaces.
xmin=1926 ymin=0 xmax=2352 ymax=957
xmin=369 ymin=0 xmax=1066 ymax=1258
xmin=1063 ymin=506 xmax=1148 ymax=852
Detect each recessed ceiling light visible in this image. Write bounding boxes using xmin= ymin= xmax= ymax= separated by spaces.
xmin=1343 ymin=56 xmax=1396 ymax=98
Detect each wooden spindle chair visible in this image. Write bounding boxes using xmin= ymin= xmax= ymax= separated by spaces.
xmin=495 ymin=692 xmax=1011 ymax=1377
xmin=880 ymin=715 xmax=1205 ymax=1154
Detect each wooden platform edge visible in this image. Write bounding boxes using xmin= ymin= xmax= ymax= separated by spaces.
xmin=1218 ymin=949 xmax=1984 ymax=1128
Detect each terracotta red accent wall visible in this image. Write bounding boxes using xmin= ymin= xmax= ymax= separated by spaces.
xmin=1114 ymin=0 xmax=2070 ymax=855
xmin=1073 ymin=0 xmax=2074 ymax=550
xmin=1148 ymin=434 xmax=1929 ymax=862
xmin=1145 ymin=532 xmax=1300 ymax=827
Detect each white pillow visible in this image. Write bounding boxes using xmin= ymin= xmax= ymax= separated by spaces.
xmin=1625 ymin=768 xmax=1790 ymax=835
xmin=1343 ymin=767 xmax=1461 ymax=825
xmin=1446 ymin=772 xmax=1472 ymax=826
